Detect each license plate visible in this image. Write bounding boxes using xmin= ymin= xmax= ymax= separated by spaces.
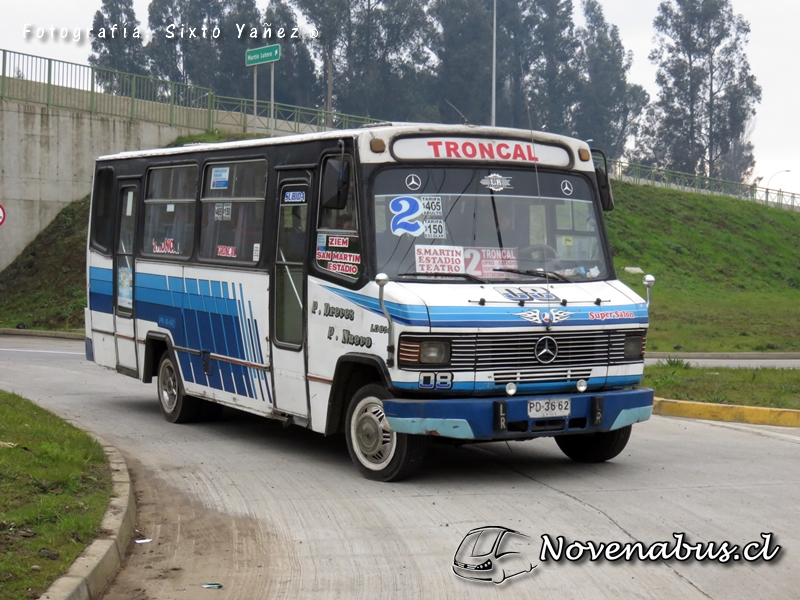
xmin=528 ymin=399 xmax=571 ymax=419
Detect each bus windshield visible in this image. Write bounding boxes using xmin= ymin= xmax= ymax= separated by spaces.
xmin=372 ymin=166 xmax=610 ymax=282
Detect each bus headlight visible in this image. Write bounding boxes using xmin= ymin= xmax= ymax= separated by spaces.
xmin=420 ymin=341 xmax=451 ymax=364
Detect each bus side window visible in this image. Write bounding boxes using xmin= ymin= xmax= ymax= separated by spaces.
xmin=142 ymin=165 xmax=198 ymax=258
xmin=318 ymin=157 xmax=357 ymax=231
xmin=90 ymin=167 xmax=115 ymax=255
xmin=199 ymin=160 xmax=267 ymax=263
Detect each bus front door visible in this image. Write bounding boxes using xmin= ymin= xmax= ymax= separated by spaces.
xmin=114 ymin=183 xmax=139 ymax=375
xmin=270 ymin=178 xmax=310 ymax=418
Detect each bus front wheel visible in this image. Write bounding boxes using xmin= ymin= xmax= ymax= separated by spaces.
xmin=345 ymin=384 xmax=427 ymax=482
xmin=157 ymin=351 xmax=200 ymax=424
xmin=555 ymin=425 xmax=632 ymax=463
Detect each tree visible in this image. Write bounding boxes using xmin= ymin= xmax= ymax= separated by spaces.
xmin=573 ymin=0 xmax=648 ymax=158
xmin=294 ymin=0 xmax=351 ymax=115
xmin=525 ymin=0 xmax=580 ymax=135
xmin=335 ymin=0 xmax=435 ymax=120
xmin=641 ymin=0 xmax=761 ymax=179
xmin=88 ymin=0 xmax=147 ymax=92
xmin=146 ymin=0 xmax=227 ymax=87
xmin=433 ymin=0 xmax=493 ymax=124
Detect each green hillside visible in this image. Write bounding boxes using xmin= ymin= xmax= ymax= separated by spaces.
xmin=607 ymin=181 xmax=800 ymax=352
xmin=1 ymin=176 xmax=799 ymax=352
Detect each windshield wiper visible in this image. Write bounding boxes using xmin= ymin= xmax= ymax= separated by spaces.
xmin=492 ymin=268 xmax=572 ymax=283
xmin=398 ymin=271 xmax=488 ymax=283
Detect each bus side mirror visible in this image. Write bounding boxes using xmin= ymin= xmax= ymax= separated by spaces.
xmin=322 ymin=158 xmax=350 ymax=210
xmin=591 ymin=149 xmax=615 ymax=212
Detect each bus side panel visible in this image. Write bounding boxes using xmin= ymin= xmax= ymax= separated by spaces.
xmin=87 ymin=252 xmax=117 ymax=369
xmin=135 ymin=261 xmax=274 ymax=416
xmin=306 ymin=277 xmax=422 ymax=432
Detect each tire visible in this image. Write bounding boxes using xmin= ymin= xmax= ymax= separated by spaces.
xmin=555 ymin=425 xmax=632 ymax=463
xmin=345 ymin=384 xmax=427 ymax=482
xmin=157 ymin=351 xmax=200 ymax=424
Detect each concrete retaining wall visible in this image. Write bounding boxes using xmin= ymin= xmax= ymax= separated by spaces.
xmin=0 ymin=98 xmax=194 ymax=272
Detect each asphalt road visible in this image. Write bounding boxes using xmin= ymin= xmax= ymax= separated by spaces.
xmin=1 ymin=335 xmax=797 ymax=599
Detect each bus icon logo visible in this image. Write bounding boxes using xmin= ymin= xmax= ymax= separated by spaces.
xmin=452 ymin=526 xmax=536 ymax=584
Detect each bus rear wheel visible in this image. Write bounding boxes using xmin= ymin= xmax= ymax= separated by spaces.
xmin=345 ymin=384 xmax=427 ymax=482
xmin=157 ymin=351 xmax=200 ymax=424
xmin=555 ymin=425 xmax=632 ymax=463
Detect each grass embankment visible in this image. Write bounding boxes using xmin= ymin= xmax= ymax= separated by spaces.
xmin=0 ymin=391 xmax=112 ymax=599
xmin=607 ymin=181 xmax=800 ymax=352
xmin=644 ymin=360 xmax=800 ymax=410
xmin=0 ymin=197 xmax=89 ymax=331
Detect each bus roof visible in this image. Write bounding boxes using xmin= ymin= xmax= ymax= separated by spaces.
xmin=96 ymin=123 xmax=591 ymax=164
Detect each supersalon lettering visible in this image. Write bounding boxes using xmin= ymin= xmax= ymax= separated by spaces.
xmin=588 ymin=310 xmax=636 ymax=321
xmin=392 ymin=137 xmax=571 ymax=167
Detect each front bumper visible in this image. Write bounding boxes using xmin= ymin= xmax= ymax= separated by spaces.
xmin=383 ymin=387 xmax=653 ymax=441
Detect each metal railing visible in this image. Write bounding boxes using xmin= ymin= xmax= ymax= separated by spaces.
xmin=0 ymin=47 xmax=380 ymax=134
xmin=608 ymin=159 xmax=800 ymax=212
xmin=2 ymin=47 xmax=797 ymax=210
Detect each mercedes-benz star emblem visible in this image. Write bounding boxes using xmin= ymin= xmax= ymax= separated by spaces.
xmin=561 ymin=180 xmax=574 ymax=196
xmin=406 ymin=174 xmax=422 ymax=191
xmin=535 ymin=336 xmax=558 ymax=364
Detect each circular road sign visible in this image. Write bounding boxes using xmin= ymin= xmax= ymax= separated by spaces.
xmin=0 ymin=204 xmax=5 ymax=226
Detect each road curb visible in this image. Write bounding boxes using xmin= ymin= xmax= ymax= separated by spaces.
xmin=40 ymin=436 xmax=135 ymax=600
xmin=654 ymin=397 xmax=800 ymax=427
xmin=0 ymin=328 xmax=84 ymax=340
xmin=648 ymin=351 xmax=800 ymax=360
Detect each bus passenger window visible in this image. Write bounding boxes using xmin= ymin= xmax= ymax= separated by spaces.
xmin=199 ymin=160 xmax=267 ymax=264
xmin=142 ymin=165 xmax=198 ymax=258
xmin=90 ymin=167 xmax=115 ymax=254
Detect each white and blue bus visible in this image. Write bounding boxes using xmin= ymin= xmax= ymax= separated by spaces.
xmin=85 ymin=123 xmax=655 ymax=481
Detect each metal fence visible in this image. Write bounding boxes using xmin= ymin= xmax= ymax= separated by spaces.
xmin=0 ymin=48 xmax=380 ymax=134
xmin=608 ymin=160 xmax=800 ymax=212
xmin=2 ymin=47 xmax=798 ymax=210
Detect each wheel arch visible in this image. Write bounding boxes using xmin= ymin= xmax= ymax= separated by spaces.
xmin=142 ymin=331 xmax=174 ymax=383
xmin=324 ymin=353 xmax=392 ymax=435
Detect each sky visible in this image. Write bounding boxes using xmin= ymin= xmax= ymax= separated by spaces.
xmin=2 ymin=0 xmax=798 ymax=194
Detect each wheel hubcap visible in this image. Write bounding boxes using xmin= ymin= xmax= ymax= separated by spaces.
xmin=160 ymin=364 xmax=177 ymax=412
xmin=354 ymin=400 xmax=395 ymax=465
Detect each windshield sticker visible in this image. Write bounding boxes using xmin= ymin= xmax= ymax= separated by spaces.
xmin=480 ymin=174 xmax=513 ymax=192
xmin=214 ymin=203 xmax=232 ymax=221
xmin=210 ymin=167 xmax=229 ymax=190
xmin=415 ymin=246 xmax=465 ymax=274
xmin=495 ymin=287 xmax=558 ymax=302
xmin=420 ymin=196 xmax=443 ymax=216
xmin=423 ymin=219 xmax=447 ymax=239
xmin=518 ymin=309 xmax=572 ymax=325
xmin=464 ymin=247 xmax=518 ymax=278
xmin=217 ymin=245 xmax=237 ymax=258
xmin=390 ymin=196 xmax=424 ymax=236
xmin=252 ymin=243 xmax=260 ymax=261
xmin=317 ymin=235 xmax=361 ymax=278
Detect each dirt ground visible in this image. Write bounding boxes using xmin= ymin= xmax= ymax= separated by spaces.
xmin=101 ymin=457 xmax=279 ymax=600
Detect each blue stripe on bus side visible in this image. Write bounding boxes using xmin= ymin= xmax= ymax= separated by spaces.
xmin=89 ymin=291 xmax=113 ymax=314
xmin=88 ymin=269 xmax=267 ymax=401
xmin=90 ymin=266 xmax=113 ymax=282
